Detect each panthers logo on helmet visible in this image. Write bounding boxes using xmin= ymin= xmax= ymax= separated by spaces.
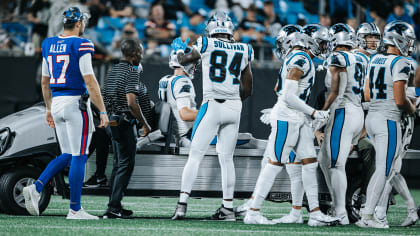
xmin=302 ymin=25 xmax=318 ymax=36
xmin=283 ymin=25 xmax=301 ymax=35
xmin=388 ymin=23 xmax=409 ymax=35
xmin=331 ymin=24 xmax=351 ymax=34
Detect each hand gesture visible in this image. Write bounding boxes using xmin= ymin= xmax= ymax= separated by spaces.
xmin=171 ymin=37 xmax=190 ymax=52
xmin=142 ymin=124 xmax=151 ymax=137
xmin=99 ymin=113 xmax=109 ymax=128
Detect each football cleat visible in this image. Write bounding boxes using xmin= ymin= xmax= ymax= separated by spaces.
xmin=337 ymin=213 xmax=350 ymax=225
xmin=172 ymin=202 xmax=187 ymax=220
xmin=23 ymin=184 xmax=40 ymax=216
xmin=244 ymin=210 xmax=276 ymax=225
xmin=401 ymin=208 xmax=419 ymax=227
xmin=209 ymin=205 xmax=236 ymax=221
xmin=374 ymin=207 xmax=388 ymax=226
xmin=356 ymin=217 xmax=389 ymax=229
xmin=103 ymin=208 xmax=133 ymax=219
xmin=273 ymin=211 xmax=304 ymax=224
xmin=66 ymin=208 xmax=99 ymax=220
xmin=308 ymin=211 xmax=339 ymax=227
xmin=234 ymin=199 xmax=252 ymax=217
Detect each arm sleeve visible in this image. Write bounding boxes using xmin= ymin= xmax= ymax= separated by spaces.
xmin=284 ymin=79 xmax=314 ymax=115
xmin=79 ymin=53 xmax=94 ymax=76
xmin=176 ymin=97 xmax=192 ymax=109
xmin=195 ymin=36 xmax=207 ymax=54
xmin=42 ymin=57 xmax=50 ymax=77
xmin=392 ymin=58 xmax=410 ymax=82
xmin=327 ymin=52 xmax=348 ymax=68
xmin=125 ymin=69 xmax=140 ymax=95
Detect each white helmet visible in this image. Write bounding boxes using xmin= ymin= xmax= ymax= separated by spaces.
xmin=169 ymin=46 xmax=200 ymax=79
xmin=302 ymin=24 xmax=329 ymax=59
xmin=383 ymin=21 xmax=416 ymax=57
xmin=329 ymin=23 xmax=356 ymax=51
xmin=205 ymin=11 xmax=234 ymax=38
xmin=275 ymin=24 xmax=302 ymax=59
xmin=356 ymin=22 xmax=381 ymax=54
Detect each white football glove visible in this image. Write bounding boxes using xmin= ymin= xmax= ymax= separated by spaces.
xmin=313 ymin=118 xmax=328 ymax=131
xmin=362 ymin=102 xmax=370 ymax=111
xmin=312 ymin=110 xmax=330 ymax=120
xmin=259 ymin=108 xmax=272 ymax=125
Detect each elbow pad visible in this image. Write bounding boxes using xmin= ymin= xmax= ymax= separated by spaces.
xmin=284 ymin=79 xmax=314 ymax=115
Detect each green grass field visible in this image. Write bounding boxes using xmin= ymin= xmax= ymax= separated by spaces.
xmin=0 ymin=190 xmax=419 ymax=235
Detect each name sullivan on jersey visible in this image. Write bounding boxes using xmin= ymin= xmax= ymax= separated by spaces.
xmin=213 ymin=41 xmax=244 ymax=51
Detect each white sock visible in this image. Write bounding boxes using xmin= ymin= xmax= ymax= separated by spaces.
xmin=391 ymin=173 xmax=417 ymax=210
xmin=180 ymin=149 xmax=205 ymax=203
xmin=218 ymin=153 xmax=235 ymax=205
xmin=223 ymin=200 xmax=233 ymax=209
xmin=330 ymin=166 xmax=347 ymax=216
xmin=375 ymin=206 xmax=387 ymax=219
xmin=180 ymin=193 xmax=189 ymax=203
xmin=377 ymin=181 xmax=392 ymax=210
xmin=291 ymin=208 xmax=301 ymax=216
xmin=286 ymin=164 xmax=304 ymax=207
xmin=250 ymin=163 xmax=283 ymax=210
xmin=302 ymin=162 xmax=319 ymax=211
xmin=364 ymin=169 xmax=387 ymax=215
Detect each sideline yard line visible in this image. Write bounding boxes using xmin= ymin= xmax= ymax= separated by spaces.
xmin=0 ymin=224 xmax=408 ymax=236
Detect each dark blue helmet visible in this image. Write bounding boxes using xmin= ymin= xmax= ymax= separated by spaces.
xmin=62 ymin=7 xmax=88 ymax=24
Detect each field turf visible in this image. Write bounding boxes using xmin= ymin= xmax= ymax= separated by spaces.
xmin=0 ymin=190 xmax=419 ymax=235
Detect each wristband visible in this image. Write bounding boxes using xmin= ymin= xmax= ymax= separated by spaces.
xmin=99 ymin=111 xmax=107 ymax=115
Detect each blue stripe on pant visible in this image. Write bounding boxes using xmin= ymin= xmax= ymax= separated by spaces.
xmin=330 ymin=108 xmax=345 ymax=168
xmin=289 ymin=151 xmax=296 ymax=163
xmin=275 ymin=120 xmax=288 ymax=163
xmin=386 ymin=120 xmax=397 ymax=176
xmin=190 ymin=102 xmax=209 ymax=141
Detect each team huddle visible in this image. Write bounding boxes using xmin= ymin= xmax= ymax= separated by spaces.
xmin=20 ymin=6 xmax=419 ymax=229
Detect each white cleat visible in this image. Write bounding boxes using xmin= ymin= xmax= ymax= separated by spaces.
xmin=273 ymin=212 xmax=303 ymax=224
xmin=234 ymin=199 xmax=252 ymax=217
xmin=374 ymin=212 xmax=388 ymax=226
xmin=337 ymin=213 xmax=350 ymax=225
xmin=401 ymin=208 xmax=419 ymax=227
xmin=356 ymin=217 xmax=389 ymax=229
xmin=23 ymin=184 xmax=40 ymax=216
xmin=66 ymin=208 xmax=99 ymax=220
xmin=308 ymin=211 xmax=339 ymax=227
xmin=244 ymin=210 xmax=276 ymax=225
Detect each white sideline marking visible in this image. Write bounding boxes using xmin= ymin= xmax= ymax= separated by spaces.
xmin=0 ymin=224 xmax=405 ymax=236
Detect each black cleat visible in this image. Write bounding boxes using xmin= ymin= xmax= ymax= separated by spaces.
xmin=103 ymin=208 xmax=133 ymax=219
xmin=84 ymin=175 xmax=107 ymax=187
xmin=209 ymin=205 xmax=236 ymax=221
xmin=172 ymin=202 xmax=187 ymax=220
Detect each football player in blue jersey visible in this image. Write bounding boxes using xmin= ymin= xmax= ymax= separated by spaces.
xmin=23 ymin=7 xmax=108 ymax=219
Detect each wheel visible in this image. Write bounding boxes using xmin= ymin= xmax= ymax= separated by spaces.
xmin=0 ymin=167 xmax=52 ymax=215
xmin=346 ymin=187 xmax=364 ymax=223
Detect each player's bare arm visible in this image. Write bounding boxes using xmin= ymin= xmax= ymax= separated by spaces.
xmin=394 ymin=80 xmax=416 ymax=114
xmin=415 ymin=65 xmax=420 ymax=88
xmin=364 ymin=77 xmax=371 ymax=102
xmin=322 ymin=66 xmax=346 ymax=110
xmin=41 ymin=75 xmax=55 ymax=128
xmin=240 ymin=64 xmax=253 ymax=101
xmin=83 ymin=74 xmax=109 ymax=127
xmin=126 ymin=93 xmax=151 ymax=136
xmin=179 ymin=107 xmax=198 ymax=122
xmin=177 ymin=47 xmax=201 ymax=66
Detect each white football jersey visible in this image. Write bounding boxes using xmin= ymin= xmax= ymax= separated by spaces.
xmin=367 ymin=54 xmax=411 ymax=120
xmin=272 ymin=49 xmax=315 ymax=122
xmin=158 ymin=75 xmax=196 ymax=136
xmin=324 ymin=50 xmax=367 ymax=109
xmin=195 ymin=36 xmax=253 ymax=100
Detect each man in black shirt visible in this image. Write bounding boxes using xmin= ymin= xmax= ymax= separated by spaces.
xmin=102 ymin=38 xmax=151 ymax=219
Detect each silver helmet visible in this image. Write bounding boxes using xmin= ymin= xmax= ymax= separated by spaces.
xmin=356 ymin=22 xmax=381 ymax=54
xmin=205 ymin=11 xmax=234 ymax=38
xmin=275 ymin=24 xmax=302 ymax=58
xmin=169 ymin=46 xmax=200 ymax=79
xmin=383 ymin=21 xmax=416 ymax=57
xmin=301 ymin=24 xmax=329 ymax=59
xmin=329 ymin=23 xmax=356 ymax=51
